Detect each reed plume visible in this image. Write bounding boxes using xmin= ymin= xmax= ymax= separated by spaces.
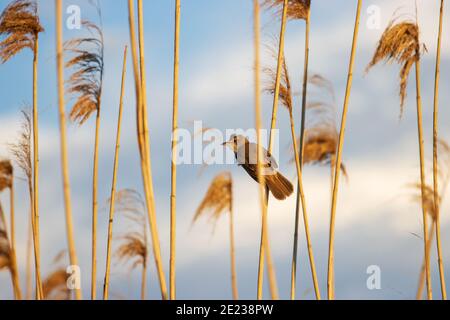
xmin=263 ymin=0 xmax=310 ymax=21
xmin=194 ymin=172 xmax=238 ymax=299
xmin=42 ymin=252 xmax=70 ymax=300
xmin=414 ymin=139 xmax=450 ymax=299
xmin=0 ymin=160 xmax=21 ymax=299
xmin=65 ymin=12 xmax=104 ymax=299
xmin=55 ymin=0 xmax=81 ymax=300
xmin=0 ymin=0 xmax=43 ymax=299
xmin=299 ymin=74 xmax=347 ymax=176
xmin=431 ymin=0 xmax=446 ymax=300
xmin=366 ymin=13 xmax=431 ymax=299
xmin=10 ymin=111 xmax=35 ymax=300
xmin=0 ymin=201 xmax=21 ymax=299
xmin=327 ymin=0 xmax=362 ymax=299
xmin=113 ymin=189 xmax=148 ymax=300
xmin=128 ymin=0 xmax=167 ymax=300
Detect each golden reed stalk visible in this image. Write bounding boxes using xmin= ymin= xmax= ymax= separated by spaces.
xmin=432 ymin=0 xmax=447 ymax=300
xmin=55 ymin=0 xmax=81 ymax=300
xmin=103 ymin=46 xmax=128 ymax=300
xmin=170 ymin=0 xmax=181 ymax=300
xmin=327 ymin=0 xmax=362 ymax=300
xmin=254 ymin=0 xmax=279 ymax=301
xmin=128 ymin=0 xmax=168 ymax=299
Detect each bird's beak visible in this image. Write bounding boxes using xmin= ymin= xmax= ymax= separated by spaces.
xmin=221 ymin=141 xmax=228 ymax=146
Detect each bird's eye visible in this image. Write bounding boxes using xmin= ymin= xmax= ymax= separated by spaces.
xmin=233 ymin=136 xmax=237 ymax=143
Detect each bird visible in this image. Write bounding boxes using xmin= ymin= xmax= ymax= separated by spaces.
xmin=222 ymin=134 xmax=293 ymax=200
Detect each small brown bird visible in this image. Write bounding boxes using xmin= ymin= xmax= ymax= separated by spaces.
xmin=223 ymin=135 xmax=293 ymax=200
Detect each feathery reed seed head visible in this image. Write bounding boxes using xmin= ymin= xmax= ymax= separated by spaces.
xmin=113 ymin=189 xmax=148 ymax=271
xmin=42 ymin=269 xmax=70 ymax=300
xmin=65 ymin=20 xmax=104 ymax=125
xmin=194 ymin=172 xmax=233 ymax=228
xmin=9 ymin=110 xmax=32 ymax=184
xmin=366 ymin=19 xmax=424 ymax=116
xmin=262 ymin=0 xmax=310 ymax=20
xmin=0 ymin=0 xmax=43 ymax=63
xmin=264 ymin=41 xmax=293 ymax=112
xmin=0 ymin=204 xmax=11 ymax=271
xmin=0 ymin=160 xmax=13 ymax=192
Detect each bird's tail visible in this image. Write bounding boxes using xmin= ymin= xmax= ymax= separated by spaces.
xmin=266 ymin=172 xmax=294 ymax=201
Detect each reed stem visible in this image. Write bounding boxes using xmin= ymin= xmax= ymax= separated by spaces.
xmin=327 ymin=0 xmax=362 ymax=300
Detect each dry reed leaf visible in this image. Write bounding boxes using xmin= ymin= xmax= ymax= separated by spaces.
xmin=0 ymin=0 xmax=43 ymax=63
xmin=0 ymin=160 xmax=13 ymax=192
xmin=262 ymin=0 xmax=311 ymax=20
xmin=65 ymin=20 xmax=104 ymax=125
xmin=194 ymin=172 xmax=232 ymax=229
xmin=366 ymin=18 xmax=425 ymax=117
xmin=264 ymin=41 xmax=293 ymax=112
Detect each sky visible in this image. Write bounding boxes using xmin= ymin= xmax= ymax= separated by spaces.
xmin=1 ymin=0 xmax=450 ymax=300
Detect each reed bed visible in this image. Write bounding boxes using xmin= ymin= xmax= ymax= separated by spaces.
xmin=0 ymin=0 xmax=449 ymax=303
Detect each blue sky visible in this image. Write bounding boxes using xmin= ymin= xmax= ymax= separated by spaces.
xmin=1 ymin=0 xmax=450 ymax=300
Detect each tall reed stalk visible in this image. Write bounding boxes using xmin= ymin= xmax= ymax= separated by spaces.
xmin=415 ymin=51 xmax=432 ymax=300
xmin=55 ymin=0 xmax=81 ymax=300
xmin=257 ymin=0 xmax=290 ymax=301
xmin=327 ymin=0 xmax=362 ymax=300
xmin=128 ymin=0 xmax=168 ymax=299
xmin=253 ymin=0 xmax=279 ymax=301
xmin=170 ymin=0 xmax=181 ymax=300
xmin=103 ymin=46 xmax=128 ymax=300
xmin=432 ymin=0 xmax=447 ymax=300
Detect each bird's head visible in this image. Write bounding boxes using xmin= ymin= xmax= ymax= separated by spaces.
xmin=222 ymin=134 xmax=248 ymax=153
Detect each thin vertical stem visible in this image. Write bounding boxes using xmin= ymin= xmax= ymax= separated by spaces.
xmin=327 ymin=0 xmax=362 ymax=300
xmin=257 ymin=0 xmax=288 ymax=301
xmin=91 ymin=105 xmax=101 ymax=300
xmin=141 ymin=262 xmax=147 ymax=300
xmin=291 ymin=8 xmax=319 ymax=301
xmin=289 ymin=109 xmax=320 ymax=300
xmin=229 ymin=202 xmax=239 ymax=300
xmin=432 ymin=0 xmax=447 ymax=300
xmin=32 ymin=36 xmax=43 ymax=300
xmin=415 ymin=58 xmax=432 ymax=300
xmin=103 ymin=46 xmax=128 ymax=300
xmin=416 ymin=223 xmax=435 ymax=300
xmin=136 ymin=0 xmax=168 ymax=300
xmin=55 ymin=0 xmax=82 ymax=300
xmin=25 ymin=217 xmax=32 ymax=300
xmin=7 ymin=180 xmax=21 ymax=300
xmin=254 ymin=0 xmax=279 ymax=301
xmin=170 ymin=0 xmax=181 ymax=301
